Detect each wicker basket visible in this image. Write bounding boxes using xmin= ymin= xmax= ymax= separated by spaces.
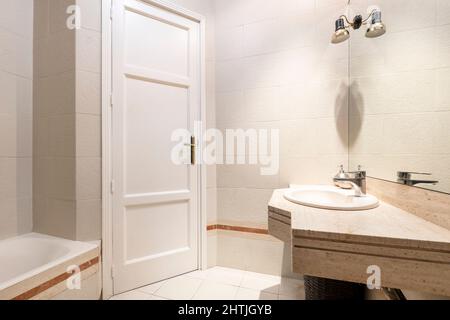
xmin=304 ymin=276 xmax=366 ymax=300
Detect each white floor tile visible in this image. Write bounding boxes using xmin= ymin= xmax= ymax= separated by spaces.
xmin=240 ymin=272 xmax=281 ymax=294
xmin=193 ymin=280 xmax=239 ymax=300
xmin=109 ymin=290 xmax=152 ymax=300
xmin=147 ymin=295 xmax=169 ymax=300
xmin=235 ymin=288 xmax=278 ymax=301
xmin=155 ymin=276 xmax=203 ymax=300
xmin=205 ymin=267 xmax=245 ymax=286
xmin=109 ymin=267 xmax=303 ymax=301
xmin=184 ymin=270 xmax=209 ymax=280
xmin=138 ymin=280 xmax=167 ymax=295
xmin=244 ymin=271 xmax=282 ymax=281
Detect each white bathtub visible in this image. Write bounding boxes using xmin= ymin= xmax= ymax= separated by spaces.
xmin=0 ymin=233 xmax=100 ymax=300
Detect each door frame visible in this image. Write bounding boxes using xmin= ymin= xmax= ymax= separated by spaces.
xmin=101 ymin=0 xmax=207 ymax=299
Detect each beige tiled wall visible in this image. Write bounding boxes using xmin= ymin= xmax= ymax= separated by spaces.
xmin=213 ymin=0 xmax=349 ymax=274
xmin=33 ymin=0 xmax=102 ymax=241
xmin=74 ymin=0 xmax=102 ymax=241
xmin=348 ymin=0 xmax=450 ymax=194
xmin=33 ymin=0 xmax=77 ymax=239
xmin=0 ymin=0 xmax=34 ymax=240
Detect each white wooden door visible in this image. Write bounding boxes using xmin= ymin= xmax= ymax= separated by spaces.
xmin=111 ymin=0 xmax=201 ymax=294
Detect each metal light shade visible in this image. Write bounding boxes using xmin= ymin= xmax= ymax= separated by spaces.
xmin=331 ymin=18 xmax=350 ymax=44
xmin=366 ymin=10 xmax=386 ymax=38
xmin=332 ymin=29 xmax=350 ymax=43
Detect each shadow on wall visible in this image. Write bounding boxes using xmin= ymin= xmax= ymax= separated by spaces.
xmin=348 ymin=81 xmax=365 ymax=149
xmin=334 ymin=80 xmax=350 ymax=147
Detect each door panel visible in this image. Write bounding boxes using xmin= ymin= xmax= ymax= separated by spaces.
xmin=124 ymin=201 xmax=190 ymax=262
xmin=124 ymin=8 xmax=189 ymax=76
xmin=112 ymin=0 xmax=201 ymax=294
xmin=124 ymin=77 xmax=189 ymax=194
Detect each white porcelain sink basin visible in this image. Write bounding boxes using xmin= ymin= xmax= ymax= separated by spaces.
xmin=284 ymin=185 xmax=379 ymax=211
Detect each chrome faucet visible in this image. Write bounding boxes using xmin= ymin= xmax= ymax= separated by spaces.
xmin=397 ymin=172 xmax=439 ymax=187
xmin=333 ymin=165 xmax=367 ymax=196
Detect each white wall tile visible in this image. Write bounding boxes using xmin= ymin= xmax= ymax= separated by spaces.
xmin=216 ymin=59 xmax=245 ymax=92
xmin=349 ymin=115 xmax=384 ymax=155
xmin=216 ymin=26 xmax=244 ymax=61
xmin=17 ymin=197 xmax=33 ymax=234
xmin=76 ymin=0 xmax=102 ymax=31
xmin=75 ymin=28 xmax=101 ymax=73
xmin=382 ymin=114 xmax=435 ymax=155
xmin=206 ymin=187 xmax=217 ymax=224
xmin=280 ymin=0 xmax=315 ymax=17
xmin=437 ymin=25 xmax=450 ymax=68
xmin=0 ymin=158 xmax=17 ymax=200
xmin=214 ymin=1 xmax=350 ymax=271
xmin=216 ymin=231 xmax=289 ymax=277
xmin=350 ymin=71 xmax=436 ymax=116
xmin=0 ymin=114 xmax=17 ymax=157
xmin=243 ymin=87 xmax=282 ymax=122
xmin=216 ymin=91 xmax=245 ymax=124
xmin=17 ymin=158 xmax=32 ymax=198
xmin=279 ymin=155 xmax=348 ymax=186
xmin=34 ymin=0 xmax=50 ymax=38
xmin=48 ymin=114 xmax=75 ymax=157
xmin=437 ymin=0 xmax=450 ymax=26
xmin=76 ymin=114 xmax=101 ymax=157
xmin=0 ymin=0 xmax=34 ymax=38
xmin=37 ymin=29 xmax=75 ymax=77
xmin=243 ymin=15 xmax=314 ymax=57
xmin=76 ymin=70 xmax=101 ymax=115
xmin=76 ymin=157 xmax=101 ymax=200
xmin=436 ymin=68 xmax=450 ymax=111
xmin=207 ymin=232 xmax=218 ymax=268
xmin=50 ymin=158 xmax=76 ymax=201
xmin=376 ymin=0 xmax=437 ymax=33
xmin=0 ymin=198 xmax=18 ymax=240
xmin=217 ymin=188 xmax=274 ymax=228
xmin=76 ymin=199 xmax=101 ymax=241
xmin=0 ymin=28 xmax=33 ymax=78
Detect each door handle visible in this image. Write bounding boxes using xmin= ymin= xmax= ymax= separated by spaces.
xmin=184 ymin=136 xmax=196 ymax=165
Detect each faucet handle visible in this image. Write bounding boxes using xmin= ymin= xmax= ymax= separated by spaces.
xmin=349 ymin=165 xmax=366 ymax=177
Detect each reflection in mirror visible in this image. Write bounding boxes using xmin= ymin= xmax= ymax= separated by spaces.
xmin=348 ymin=0 xmax=450 ymax=194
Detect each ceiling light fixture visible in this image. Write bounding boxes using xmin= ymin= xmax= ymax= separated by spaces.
xmin=331 ymin=8 xmax=386 ymax=44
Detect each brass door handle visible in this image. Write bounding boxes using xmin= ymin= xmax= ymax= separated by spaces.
xmin=184 ymin=136 xmax=196 ymax=165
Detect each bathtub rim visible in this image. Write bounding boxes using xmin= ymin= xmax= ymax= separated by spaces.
xmin=0 ymin=233 xmax=99 ymax=292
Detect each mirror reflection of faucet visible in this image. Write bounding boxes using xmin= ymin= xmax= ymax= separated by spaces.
xmin=397 ymin=172 xmax=439 ymax=187
xmin=333 ymin=165 xmax=367 ymax=196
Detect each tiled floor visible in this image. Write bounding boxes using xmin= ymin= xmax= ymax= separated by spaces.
xmin=110 ymin=267 xmax=305 ymax=301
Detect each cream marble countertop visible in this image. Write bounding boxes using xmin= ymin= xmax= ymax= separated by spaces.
xmin=269 ymin=188 xmax=450 ymax=250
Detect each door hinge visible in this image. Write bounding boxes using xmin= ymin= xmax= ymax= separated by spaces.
xmin=110 ymin=93 xmax=114 ymax=107
xmin=111 ymin=265 xmax=115 ymax=279
xmin=110 ymin=180 xmax=115 ymax=194
xmin=110 ymin=5 xmax=114 ymax=20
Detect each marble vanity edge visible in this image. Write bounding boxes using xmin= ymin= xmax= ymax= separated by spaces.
xmin=268 ymin=189 xmax=450 ymax=297
xmin=268 ymin=190 xmax=450 ymax=253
